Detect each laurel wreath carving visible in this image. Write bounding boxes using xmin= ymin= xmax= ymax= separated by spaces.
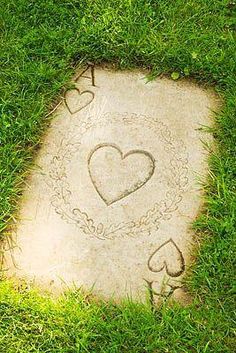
xmin=48 ymin=113 xmax=188 ymax=240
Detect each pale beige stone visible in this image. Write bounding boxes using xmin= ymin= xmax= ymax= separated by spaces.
xmin=4 ymin=66 xmax=219 ymax=303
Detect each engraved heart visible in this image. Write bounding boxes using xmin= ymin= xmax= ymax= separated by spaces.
xmin=64 ymin=88 xmax=94 ymax=114
xmin=148 ymin=239 xmax=185 ymax=277
xmin=88 ymin=143 xmax=155 ymax=205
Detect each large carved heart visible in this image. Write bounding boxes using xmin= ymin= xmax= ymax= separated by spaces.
xmin=64 ymin=88 xmax=94 ymax=114
xmin=88 ymin=143 xmax=155 ymax=205
xmin=148 ymin=239 xmax=185 ymax=277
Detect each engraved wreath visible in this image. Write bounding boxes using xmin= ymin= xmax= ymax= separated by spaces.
xmin=49 ymin=112 xmax=188 ymax=240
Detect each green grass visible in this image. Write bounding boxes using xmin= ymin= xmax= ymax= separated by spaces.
xmin=0 ymin=0 xmax=235 ymax=352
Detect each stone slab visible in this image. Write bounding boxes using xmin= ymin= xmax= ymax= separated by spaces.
xmin=4 ymin=66 xmax=218 ymax=303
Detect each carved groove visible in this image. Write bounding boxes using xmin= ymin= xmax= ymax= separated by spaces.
xmin=64 ymin=87 xmax=94 ymax=114
xmin=148 ymin=238 xmax=185 ymax=277
xmin=88 ymin=143 xmax=155 ymax=205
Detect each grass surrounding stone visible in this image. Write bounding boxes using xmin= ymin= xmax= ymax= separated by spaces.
xmin=0 ymin=0 xmax=235 ymax=352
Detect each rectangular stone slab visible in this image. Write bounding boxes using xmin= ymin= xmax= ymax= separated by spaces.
xmin=3 ymin=66 xmax=219 ymax=304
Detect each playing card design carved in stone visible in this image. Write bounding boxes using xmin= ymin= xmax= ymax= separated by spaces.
xmin=3 ymin=66 xmax=218 ymax=304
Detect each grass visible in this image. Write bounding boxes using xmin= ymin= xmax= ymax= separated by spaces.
xmin=0 ymin=0 xmax=235 ymax=351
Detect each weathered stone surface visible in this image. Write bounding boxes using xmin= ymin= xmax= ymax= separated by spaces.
xmin=4 ymin=66 xmax=218 ymax=303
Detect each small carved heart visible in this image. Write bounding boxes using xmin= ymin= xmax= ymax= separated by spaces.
xmin=64 ymin=88 xmax=94 ymax=114
xmin=148 ymin=239 xmax=185 ymax=277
